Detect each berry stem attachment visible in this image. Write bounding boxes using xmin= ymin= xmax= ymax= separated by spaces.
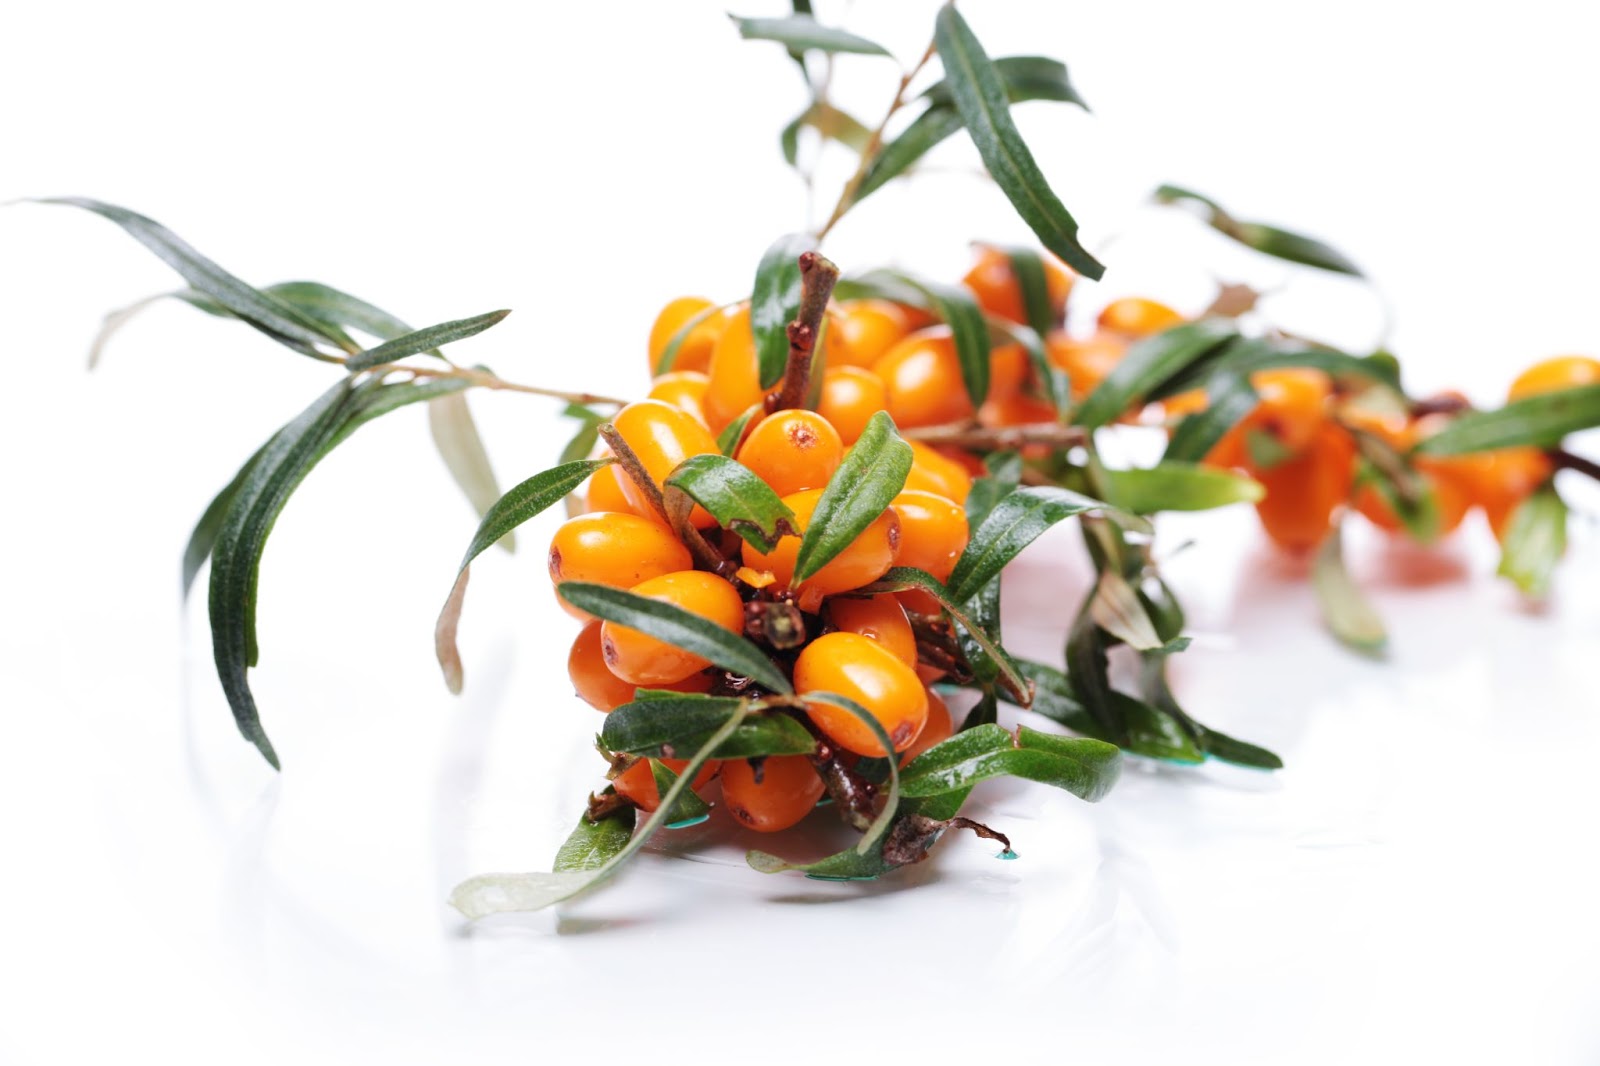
xmin=767 ymin=251 xmax=841 ymax=414
xmin=903 ymin=420 xmax=1090 ymax=450
xmin=398 ymin=364 xmax=628 ymax=408
xmin=1551 ymin=448 xmax=1600 ymax=482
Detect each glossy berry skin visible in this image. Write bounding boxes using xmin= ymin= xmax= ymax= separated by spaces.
xmin=613 ymin=757 xmax=719 ymax=813
xmin=735 ymin=409 xmax=844 ymax=496
xmin=1045 ymin=330 xmax=1128 ymax=401
xmin=740 ymin=488 xmax=901 ymax=612
xmin=816 ymin=366 xmax=890 ymax=445
xmin=832 ymin=299 xmax=912 ymax=368
xmin=610 ymin=399 xmax=721 ymax=525
xmin=961 ymin=246 xmax=1073 ymax=327
xmin=648 ymin=297 xmax=725 ymax=376
xmin=600 ymin=571 xmax=745 ymax=686
xmin=585 ymin=460 xmax=656 ymax=520
xmin=899 ymin=686 xmax=953 ymax=767
xmin=1252 ymin=422 xmax=1356 ymax=552
xmin=889 ymin=490 xmax=969 ymax=583
xmin=720 ymin=754 xmax=826 ymax=832
xmin=647 ymin=370 xmax=712 ymax=428
xmin=794 ymin=632 xmax=929 ymax=757
xmin=902 ymin=440 xmax=973 ymax=505
xmin=826 ymin=593 xmax=917 ymax=667
xmin=873 ymin=327 xmax=976 ymax=429
xmin=703 ymin=307 xmax=764 ymax=431
xmin=1097 ymin=296 xmax=1184 ymax=338
xmin=568 ymin=621 xmax=714 ymax=712
xmin=1507 ymin=355 xmax=1600 ymax=401
xmin=549 ymin=512 xmax=693 ymax=621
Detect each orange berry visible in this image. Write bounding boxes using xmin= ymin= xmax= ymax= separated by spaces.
xmin=720 ymin=754 xmax=826 ymax=832
xmin=793 ymin=632 xmax=929 ymax=757
xmin=740 ymin=488 xmax=901 ymax=612
xmin=647 ymin=370 xmax=712 ymax=428
xmin=986 ymin=343 xmax=1031 ymax=402
xmin=1508 ymin=355 xmax=1600 ymax=401
xmin=549 ymin=512 xmax=693 ymax=621
xmin=903 ymin=440 xmax=973 ymax=505
xmin=585 ymin=459 xmax=656 ymax=520
xmin=735 ymin=409 xmax=844 ymax=496
xmin=648 ymin=297 xmax=726 ymax=375
xmin=1045 ymin=330 xmax=1128 ymax=400
xmin=980 ymin=390 xmax=1058 ymax=431
xmin=899 ymin=686 xmax=953 ymax=767
xmin=1097 ymin=296 xmax=1184 ymax=338
xmin=832 ymin=299 xmax=912 ymax=368
xmin=613 ymin=756 xmax=719 ymax=813
xmin=610 ymin=399 xmax=722 ymax=526
xmin=1252 ymin=422 xmax=1356 ymax=552
xmin=874 ymin=327 xmax=976 ymax=428
xmin=1212 ymin=368 xmax=1333 ymax=462
xmin=826 ymin=593 xmax=916 ymax=667
xmin=600 ymin=571 xmax=744 ymax=686
xmin=1161 ymin=388 xmax=1210 ymax=423
xmin=568 ymin=621 xmax=712 ymax=711
xmin=704 ymin=307 xmax=764 ymax=431
xmin=961 ymin=245 xmax=1073 ymax=327
xmin=1353 ymin=467 xmax=1471 ymax=541
xmin=816 ymin=366 xmax=889 ymax=445
xmin=889 ymin=490 xmax=969 ymax=583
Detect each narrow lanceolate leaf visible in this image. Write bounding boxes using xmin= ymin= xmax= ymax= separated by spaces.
xmin=663 ymin=454 xmax=797 ymax=553
xmin=429 ymin=393 xmax=513 ymax=551
xmin=552 ymin=804 xmax=636 ymax=873
xmin=650 ymin=761 xmax=712 ymax=825
xmin=731 ymin=13 xmax=892 ymax=56
xmin=262 ymin=280 xmax=417 ymax=349
xmin=1312 ymin=526 xmax=1387 ymax=655
xmin=1138 ymin=655 xmax=1282 ymax=770
xmin=1413 ymin=384 xmax=1600 ymax=455
xmin=1075 ymin=320 xmax=1236 ymax=429
xmin=1065 ymin=607 xmax=1124 ymax=744
xmin=344 ymin=309 xmax=510 ymax=372
xmin=1003 ymin=246 xmax=1057 ymax=339
xmin=558 ymin=583 xmax=792 ymax=694
xmin=435 ymin=459 xmax=612 ymax=694
xmin=898 ymin=724 xmax=1121 ymax=803
xmin=1153 ymin=184 xmax=1364 ymax=277
xmin=793 ymin=412 xmax=912 ymax=583
xmin=1497 ymin=485 xmax=1567 ymax=598
xmin=1016 ymin=659 xmax=1204 ymax=764
xmin=850 ymin=270 xmax=991 ymax=405
xmin=183 ymin=439 xmax=269 ymax=599
xmin=449 ymin=702 xmax=749 ymax=919
xmin=1100 ymin=462 xmax=1265 ymax=514
xmin=855 ymin=56 xmax=1087 ymax=206
xmin=1164 ymin=372 xmax=1259 ymax=462
xmin=932 ymin=8 xmax=1104 ymax=279
xmin=717 ymin=404 xmax=762 ymax=456
xmin=1089 ymin=573 xmax=1164 ymax=651
xmin=1185 ymin=337 xmax=1402 ymax=395
xmin=946 ymin=485 xmax=1126 ymax=604
xmin=992 ymin=318 xmax=1069 ymax=417
xmin=751 ymin=233 xmax=817 ymax=388
xmin=602 ymin=693 xmax=816 ymax=759
xmin=32 ymin=198 xmax=349 ymax=359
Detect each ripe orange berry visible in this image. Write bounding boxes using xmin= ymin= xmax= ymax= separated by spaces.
xmin=874 ymin=327 xmax=976 ymax=428
xmin=568 ymin=621 xmax=713 ymax=711
xmin=793 ymin=632 xmax=929 ymax=757
xmin=735 ymin=409 xmax=844 ymax=496
xmin=703 ymin=306 xmax=764 ymax=431
xmin=1458 ymin=448 xmax=1554 ymax=541
xmin=740 ymin=489 xmax=900 ymax=612
xmin=1045 ymin=330 xmax=1128 ymax=400
xmin=720 ymin=754 xmax=826 ymax=832
xmin=1211 ymin=368 xmax=1333 ymax=462
xmin=826 ymin=593 xmax=917 ymax=667
xmin=648 ymin=297 xmax=726 ymax=375
xmin=585 ymin=459 xmax=657 ymax=520
xmin=1508 ymin=355 xmax=1600 ymax=401
xmin=816 ymin=366 xmax=889 ymax=445
xmin=613 ymin=756 xmax=719 ymax=813
xmin=832 ymin=299 xmax=912 ymax=368
xmin=610 ymin=399 xmax=722 ymax=526
xmin=899 ymin=686 xmax=953 ymax=767
xmin=647 ymin=370 xmax=712 ymax=428
xmin=1097 ymin=296 xmax=1184 ymax=338
xmin=961 ymin=245 xmax=1073 ymax=327
xmin=1161 ymin=388 xmax=1210 ymax=423
xmin=1251 ymin=422 xmax=1356 ymax=552
xmin=600 ymin=571 xmax=745 ymax=686
xmin=549 ymin=512 xmax=693 ymax=621
xmin=889 ymin=490 xmax=969 ymax=583
xmin=1353 ymin=467 xmax=1471 ymax=541
xmin=902 ymin=440 xmax=973 ymax=505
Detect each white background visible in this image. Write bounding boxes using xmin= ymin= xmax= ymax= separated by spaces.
xmin=2 ymin=2 xmax=1598 ymax=1063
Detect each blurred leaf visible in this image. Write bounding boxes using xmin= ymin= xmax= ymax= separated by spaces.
xmin=428 ymin=393 xmax=513 ymax=551
xmin=932 ymin=9 xmax=1104 ymax=279
xmin=1413 ymin=385 xmax=1600 ymax=455
xmin=1001 ymin=246 xmax=1056 ymax=339
xmin=781 ymin=101 xmax=872 ymax=167
xmin=1100 ymin=462 xmax=1264 ymax=514
xmin=731 ymin=14 xmax=892 ymax=56
xmin=1163 ymin=372 xmax=1258 ymax=463
xmin=664 ymin=454 xmax=797 ymax=553
xmin=344 ymin=309 xmax=509 ymax=372
xmin=1074 ymin=320 xmax=1236 ymax=429
xmin=751 ymin=233 xmax=817 ymax=389
xmin=552 ymin=804 xmax=635 ymax=873
xmin=603 ymin=693 xmax=816 ymax=759
xmin=1312 ymin=525 xmax=1387 ymax=655
xmin=1497 ymin=484 xmax=1566 ymax=598
xmin=794 ymin=411 xmax=912 ymax=582
xmin=1154 ymin=184 xmax=1363 ymax=277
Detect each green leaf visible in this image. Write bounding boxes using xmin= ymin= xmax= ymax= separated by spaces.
xmin=1138 ymin=655 xmax=1281 ymax=769
xmin=793 ymin=412 xmax=913 ymax=582
xmin=428 ymin=392 xmax=514 ymax=550
xmin=434 ymin=458 xmax=613 ymax=694
xmin=731 ymin=13 xmax=892 ymax=56
xmin=847 ymin=270 xmax=992 ymax=406
xmin=1312 ymin=525 xmax=1387 ymax=655
xmin=1064 ymin=607 xmax=1124 ymax=744
xmin=932 ymin=8 xmax=1104 ymax=279
xmin=751 ymin=233 xmax=818 ymax=389
xmin=649 ymin=760 xmax=712 ymax=825
xmin=86 ymin=290 xmax=212 ymax=369
xmin=556 ymin=583 xmax=792 ymax=695
xmin=1100 ymin=462 xmax=1264 ymax=514
xmin=1089 ymin=573 xmax=1163 ymax=651
xmin=1497 ymin=484 xmax=1566 ymax=598
xmin=965 ymin=451 xmax=1024 ymax=528
xmin=1163 ymin=372 xmax=1259 ymax=463
xmin=602 ymin=693 xmax=816 ymax=759
xmin=1181 ymin=338 xmax=1401 ymax=396
xmin=898 ymin=723 xmax=1121 ymax=803
xmin=992 ymin=318 xmax=1070 ymax=418
xmin=1154 ymin=184 xmax=1364 ymax=277
xmin=344 ymin=309 xmax=510 ymax=372
xmin=1074 ymin=320 xmax=1236 ymax=429
xmin=1002 ymin=246 xmax=1056 ymax=339
xmin=802 ymin=691 xmax=900 ymax=855
xmin=183 ymin=440 xmax=268 ymax=600
xmin=262 ymin=281 xmax=413 ymax=351
xmin=780 ymin=101 xmax=872 ymax=167
xmin=32 ymin=198 xmax=349 ymax=360
xmin=946 ymin=485 xmax=1124 ymax=603
xmin=1014 ymin=659 xmax=1204 ymax=764
xmin=1413 ymin=384 xmax=1600 ymax=455
xmin=449 ymin=702 xmax=749 ymax=919
xmin=663 ymin=454 xmax=798 ymax=553
xmin=855 ymin=56 xmax=1088 ymax=206
xmin=717 ymin=403 xmax=762 ymax=456
xmin=552 ymin=803 xmax=636 ymax=872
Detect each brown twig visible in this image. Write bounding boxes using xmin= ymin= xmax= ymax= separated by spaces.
xmin=400 ymin=364 xmax=628 ymax=408
xmin=904 ymin=420 xmax=1090 ymax=451
xmin=1551 ymin=448 xmax=1600 ymax=482
xmin=767 ymin=251 xmax=840 ymax=413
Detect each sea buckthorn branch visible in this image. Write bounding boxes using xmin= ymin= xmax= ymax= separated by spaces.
xmin=397 ymin=363 xmax=628 ymax=409
xmin=767 ymin=251 xmax=841 ymax=413
xmin=1551 ymin=448 xmax=1600 ymax=482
